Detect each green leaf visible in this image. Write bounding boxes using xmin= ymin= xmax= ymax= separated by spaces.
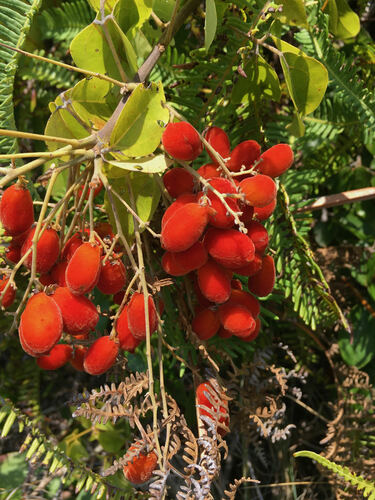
xmin=98 ymin=429 xmax=125 ymax=453
xmin=153 ymin=0 xmax=175 ymax=21
xmin=232 ymin=54 xmax=281 ymax=104
xmin=114 ymin=0 xmax=152 ymax=37
xmin=274 ymin=0 xmax=308 ymax=27
xmin=105 ymin=154 xmax=172 ymax=175
xmin=326 ymin=0 xmax=360 ymax=39
xmin=0 ymin=452 xmax=27 ymax=495
xmin=70 ymin=16 xmax=138 ymax=83
xmin=205 ymin=0 xmax=217 ymax=51
xmin=338 ymin=310 xmax=375 ymax=369
xmin=110 ymin=82 xmax=169 ymax=156
xmin=86 ymin=0 xmax=117 ymax=14
xmin=286 ymin=111 xmax=305 ymax=137
xmin=273 ymin=37 xmax=328 ymax=116
xmin=104 ymin=171 xmax=160 ymax=242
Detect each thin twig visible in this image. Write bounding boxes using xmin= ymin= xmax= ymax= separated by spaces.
xmin=295 ymin=187 xmax=375 ymax=213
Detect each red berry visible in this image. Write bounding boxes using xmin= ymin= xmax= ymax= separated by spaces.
xmin=162 ymin=241 xmax=208 ymax=276
xmin=235 ymin=253 xmax=263 ymax=277
xmin=218 ymin=327 xmax=233 ymax=339
xmin=239 ymin=175 xmax=277 ymax=207
xmin=246 ymin=221 xmax=269 ymax=254
xmin=5 ymin=244 xmax=21 ymax=264
xmin=218 ymin=303 xmax=255 ymax=335
xmin=0 ymin=276 xmax=15 ymax=308
xmin=242 ymin=317 xmax=261 ymax=342
xmin=0 ymin=184 xmax=34 ymax=235
xmin=70 ymin=346 xmax=87 ymax=371
xmin=204 ymin=126 xmax=231 ymax=162
xmin=127 ymin=293 xmax=158 ymax=341
xmin=78 ymin=178 xmax=103 ymax=200
xmin=83 ymin=336 xmax=119 ymax=375
xmin=113 ymin=290 xmax=125 ymax=305
xmin=228 ymin=140 xmax=261 ymax=172
xmin=36 ymin=344 xmax=73 ymax=370
xmin=62 ymin=233 xmax=83 ymax=261
xmin=116 ymin=305 xmax=141 ymax=352
xmin=50 ymin=260 xmax=68 ymax=286
xmin=247 ymin=255 xmax=275 ymax=297
xmin=123 ymin=446 xmax=158 ymax=484
xmin=226 ymin=289 xmax=260 ymax=317
xmin=97 ymin=257 xmax=126 ymax=295
xmin=204 ymin=228 xmax=255 ymax=269
xmin=161 ymin=203 xmax=211 ymax=252
xmin=65 ymin=242 xmax=101 ymax=295
xmin=258 ymin=144 xmax=294 ymax=177
xmin=94 ymin=222 xmax=115 ymax=242
xmin=200 ymin=177 xmax=239 ymax=229
xmin=253 ymin=198 xmax=277 ymax=221
xmin=52 ymin=286 xmax=99 ymax=335
xmin=192 ymin=308 xmax=220 ymax=340
xmin=197 ymin=259 xmax=232 ymax=304
xmin=161 ymin=193 xmax=197 ymax=230
xmin=196 ymin=382 xmax=229 ymax=436
xmin=39 ymin=273 xmax=55 ymax=286
xmin=19 ymin=292 xmax=63 ymax=355
xmin=197 ymin=163 xmax=221 ymax=179
xmin=162 ymin=122 xmax=203 ymax=161
xmin=21 ymin=226 xmax=60 ymax=274
xmin=239 ymin=203 xmax=254 ymax=224
xmin=163 ymin=167 xmax=195 ymax=198
xmin=5 ymin=229 xmax=30 ymax=247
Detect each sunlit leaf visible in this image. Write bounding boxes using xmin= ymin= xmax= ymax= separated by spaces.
xmin=274 ymin=0 xmax=308 ymax=28
xmin=205 ymin=0 xmax=217 ymax=51
xmin=104 ymin=154 xmax=172 ymax=175
xmin=326 ymin=0 xmax=360 ymax=39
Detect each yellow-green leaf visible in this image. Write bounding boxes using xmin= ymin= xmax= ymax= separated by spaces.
xmin=274 ymin=0 xmax=308 ymax=28
xmin=114 ymin=0 xmax=152 ymax=37
xmin=205 ymin=0 xmax=217 ymax=51
xmin=326 ymin=0 xmax=360 ymax=39
xmin=104 ymin=154 xmax=172 ymax=175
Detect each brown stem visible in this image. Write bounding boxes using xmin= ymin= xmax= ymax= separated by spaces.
xmin=295 ymin=187 xmax=375 ymax=213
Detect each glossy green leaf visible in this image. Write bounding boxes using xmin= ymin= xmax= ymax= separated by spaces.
xmin=105 ymin=154 xmax=172 ymax=175
xmin=70 ymin=16 xmax=138 ymax=83
xmin=205 ymin=0 xmax=217 ymax=51
xmin=98 ymin=429 xmax=125 ymax=453
xmin=273 ymin=37 xmax=328 ymax=116
xmin=114 ymin=0 xmax=152 ymax=37
xmin=326 ymin=0 xmax=360 ymax=39
xmin=274 ymin=0 xmax=308 ymax=28
xmin=286 ymin=112 xmax=305 ymax=137
xmin=104 ymin=171 xmax=160 ymax=242
xmin=153 ymin=0 xmax=174 ymax=21
xmin=232 ymin=54 xmax=281 ymax=104
xmin=87 ymin=0 xmax=117 ymax=14
xmin=110 ymin=82 xmax=168 ymax=156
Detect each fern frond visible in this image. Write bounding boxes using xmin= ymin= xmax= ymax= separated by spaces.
xmin=0 ymin=0 xmax=43 ymax=154
xmin=294 ymin=451 xmax=375 ymax=499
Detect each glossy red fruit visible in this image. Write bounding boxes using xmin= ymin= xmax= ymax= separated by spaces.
xmin=70 ymin=346 xmax=87 ymax=371
xmin=97 ymin=257 xmax=126 ymax=295
xmin=123 ymin=446 xmax=158 ymax=484
xmin=66 ymin=242 xmax=101 ymax=295
xmin=52 ymin=286 xmax=99 ymax=335
xmin=36 ymin=344 xmax=73 ymax=370
xmin=231 ymin=279 xmax=243 ymax=291
xmin=163 ymin=167 xmax=195 ymax=198
xmin=258 ymin=144 xmax=294 ymax=177
xmin=239 ymin=175 xmax=277 ymax=207
xmin=218 ymin=303 xmax=255 ymax=335
xmin=161 ymin=203 xmax=212 ymax=252
xmin=197 ymin=259 xmax=232 ymax=304
xmin=115 ymin=305 xmax=141 ymax=352
xmin=248 ymin=255 xmax=275 ymax=297
xmin=235 ymin=252 xmax=263 ymax=277
xmin=39 ymin=273 xmax=55 ymax=286
xmin=204 ymin=126 xmax=231 ymax=162
xmin=62 ymin=233 xmax=83 ymax=261
xmin=227 ymin=140 xmax=261 ymax=172
xmin=0 ymin=276 xmax=15 ymax=308
xmin=21 ymin=226 xmax=60 ymax=274
xmin=0 ymin=184 xmax=34 ymax=235
xmin=83 ymin=336 xmax=119 ymax=375
xmin=204 ymin=228 xmax=255 ymax=269
xmin=246 ymin=221 xmax=269 ymax=254
xmin=19 ymin=292 xmax=63 ymax=355
xmin=217 ymin=327 xmax=233 ymax=339
xmin=161 ymin=193 xmax=197 ymax=230
xmin=113 ymin=290 xmax=125 ymax=305
xmin=239 ymin=203 xmax=254 ymax=224
xmin=5 ymin=229 xmax=30 ymax=247
xmin=226 ymin=289 xmax=260 ymax=317
xmin=50 ymin=260 xmax=68 ymax=286
xmin=196 ymin=382 xmax=229 ymax=436
xmin=253 ymin=198 xmax=277 ymax=221
xmin=78 ymin=178 xmax=103 ymax=200
xmin=127 ymin=293 xmax=158 ymax=341
xmin=94 ymin=222 xmax=115 ymax=241
xmin=197 ymin=163 xmax=221 ymax=179
xmin=162 ymin=121 xmax=203 ymax=161
xmin=5 ymin=244 xmax=21 ymax=264
xmin=162 ymin=241 xmax=208 ymax=276
xmin=192 ymin=308 xmax=220 ymax=340
xmin=201 ymin=177 xmax=239 ymax=229
xmin=242 ymin=317 xmax=261 ymax=342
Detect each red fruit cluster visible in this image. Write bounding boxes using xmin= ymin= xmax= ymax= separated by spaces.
xmin=196 ymin=382 xmax=230 ymax=436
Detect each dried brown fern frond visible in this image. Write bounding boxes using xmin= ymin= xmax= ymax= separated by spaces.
xmin=224 ymin=476 xmax=260 ymax=499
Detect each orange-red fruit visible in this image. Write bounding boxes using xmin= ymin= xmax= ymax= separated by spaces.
xmin=197 ymin=163 xmax=221 ymax=179
xmin=161 ymin=193 xmax=197 ymax=230
xmin=235 ymin=252 xmax=263 ymax=277
xmin=113 ymin=290 xmax=125 ymax=305
xmin=258 ymin=144 xmax=294 ymax=177
xmin=248 ymin=255 xmax=275 ymax=297
xmin=204 ymin=228 xmax=255 ymax=269
xmin=201 ymin=177 xmax=239 ymax=229
xmin=83 ymin=336 xmax=119 ymax=375
xmin=239 ymin=203 xmax=254 ymax=224
xmin=162 ymin=121 xmax=203 ymax=161
xmin=97 ymin=257 xmax=126 ymax=295
xmin=239 ymin=175 xmax=277 ymax=208
xmin=66 ymin=242 xmax=101 ymax=295
xmin=94 ymin=222 xmax=115 ymax=241
xmin=218 ymin=327 xmax=233 ymax=339
xmin=242 ymin=317 xmax=261 ymax=342
xmin=78 ymin=179 xmax=103 ymax=200
xmin=127 ymin=293 xmax=158 ymax=341
xmin=192 ymin=308 xmax=220 ymax=340
xmin=0 ymin=277 xmax=15 ymax=308
xmin=116 ymin=305 xmax=141 ymax=353
xmin=36 ymin=344 xmax=73 ymax=370
xmin=70 ymin=347 xmax=87 ymax=371
xmin=227 ymin=140 xmax=261 ymax=172
xmin=5 ymin=244 xmax=21 ymax=264
xmin=253 ymin=198 xmax=277 ymax=221
xmin=0 ymin=184 xmax=34 ymax=235
xmin=21 ymin=226 xmax=60 ymax=274
xmin=161 ymin=203 xmax=211 ymax=252
xmin=50 ymin=260 xmax=68 ymax=286
xmin=218 ymin=303 xmax=255 ymax=335
xmin=39 ymin=273 xmax=55 ymax=286
xmin=163 ymin=167 xmax=195 ymax=198
xmin=227 ymin=289 xmax=260 ymax=318
xmin=204 ymin=126 xmax=231 ymax=162
xmin=196 ymin=382 xmax=229 ymax=436
xmin=197 ymin=259 xmax=232 ymax=304
xmin=51 ymin=286 xmax=99 ymax=335
xmin=161 ymin=241 xmax=208 ymax=276
xmin=246 ymin=221 xmax=269 ymax=254
xmin=62 ymin=233 xmax=83 ymax=261
xmin=123 ymin=446 xmax=158 ymax=484
xmin=19 ymin=292 xmax=63 ymax=355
